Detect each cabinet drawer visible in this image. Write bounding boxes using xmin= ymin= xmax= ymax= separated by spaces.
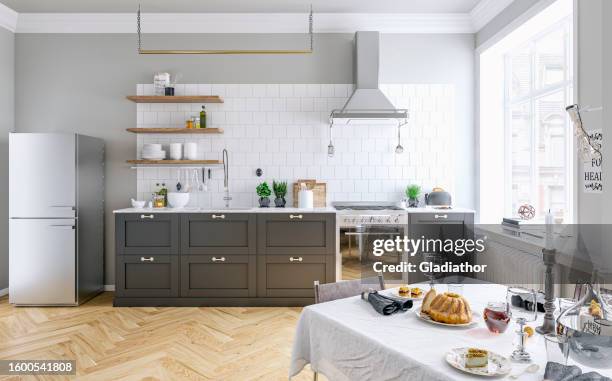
xmin=257 ymin=213 xmax=335 ymax=255
xmin=181 ymin=214 xmax=256 ymax=255
xmin=257 ymin=255 xmax=334 ymax=298
xmin=115 ymin=213 xmax=179 ymax=255
xmin=115 ymin=255 xmax=179 ymax=297
xmin=409 ymin=213 xmax=466 ymax=224
xmin=180 ymin=255 xmax=256 ymax=297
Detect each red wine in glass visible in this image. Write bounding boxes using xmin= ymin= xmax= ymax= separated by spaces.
xmin=484 ymin=302 xmax=510 ymax=333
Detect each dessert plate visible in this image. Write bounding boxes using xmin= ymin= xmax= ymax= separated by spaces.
xmin=445 ymin=347 xmax=511 ymax=377
xmin=415 ymin=307 xmax=479 ymax=327
xmin=386 ymin=287 xmax=425 ymax=301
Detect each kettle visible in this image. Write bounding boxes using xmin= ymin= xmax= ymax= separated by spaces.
xmin=425 ymin=187 xmax=452 ymax=207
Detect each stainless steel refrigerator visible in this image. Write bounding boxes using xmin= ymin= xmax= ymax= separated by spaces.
xmin=9 ymin=133 xmax=105 ymax=306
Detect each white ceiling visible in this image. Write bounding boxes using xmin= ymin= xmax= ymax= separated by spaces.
xmin=0 ymin=0 xmax=481 ymax=14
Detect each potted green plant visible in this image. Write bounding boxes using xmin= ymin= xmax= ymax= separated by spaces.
xmin=405 ymin=184 xmax=421 ymax=208
xmin=273 ymin=181 xmax=288 ymax=207
xmin=256 ymin=182 xmax=272 ymax=207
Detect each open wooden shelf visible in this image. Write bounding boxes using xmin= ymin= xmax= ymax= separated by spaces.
xmin=127 ymin=128 xmax=223 ymax=134
xmin=126 ymin=95 xmax=223 ymax=103
xmin=127 ymin=160 xmax=222 ymax=165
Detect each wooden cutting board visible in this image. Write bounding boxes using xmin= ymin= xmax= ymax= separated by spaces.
xmin=292 ymin=179 xmax=327 ymax=207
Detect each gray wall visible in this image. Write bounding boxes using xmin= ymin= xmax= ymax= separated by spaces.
xmin=0 ymin=26 xmax=14 ymax=291
xmin=14 ymin=33 xmax=475 ymax=284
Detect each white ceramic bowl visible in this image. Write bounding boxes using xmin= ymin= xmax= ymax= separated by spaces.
xmin=167 ymin=192 xmax=190 ymax=208
xmin=131 ymin=199 xmax=146 ymax=208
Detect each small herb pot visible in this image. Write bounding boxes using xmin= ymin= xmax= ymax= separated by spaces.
xmin=408 ymin=198 xmax=419 ymax=208
xmin=259 ymin=197 xmax=270 ymax=208
xmin=274 ymin=197 xmax=286 ymax=207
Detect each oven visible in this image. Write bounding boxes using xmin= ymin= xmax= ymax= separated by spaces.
xmin=334 ymin=203 xmax=409 ymax=284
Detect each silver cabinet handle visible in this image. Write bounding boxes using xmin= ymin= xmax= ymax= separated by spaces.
xmin=212 ymin=214 xmax=226 ymax=219
xmin=434 ymin=214 xmax=448 ymax=219
xmin=289 ymin=214 xmax=303 ymax=219
xmin=289 ymin=256 xmax=303 ymax=262
xmin=140 ymin=257 xmax=155 ymax=262
xmin=140 ymin=214 xmax=154 ymax=219
xmin=212 ymin=257 xmax=226 ymax=262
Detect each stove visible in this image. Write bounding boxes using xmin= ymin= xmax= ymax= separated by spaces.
xmin=333 ymin=202 xmax=407 ymax=226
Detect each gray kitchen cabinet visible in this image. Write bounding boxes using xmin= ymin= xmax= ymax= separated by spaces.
xmin=116 ymin=213 xmax=179 ymax=255
xmin=180 ymin=255 xmax=256 ymax=297
xmin=257 ymin=255 xmax=334 ymax=298
xmin=257 ymin=213 xmax=335 ymax=255
xmin=181 ymin=213 xmax=256 ymax=255
xmin=115 ymin=255 xmax=179 ymax=297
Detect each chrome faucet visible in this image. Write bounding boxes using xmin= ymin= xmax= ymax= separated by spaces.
xmin=222 ymin=149 xmax=232 ymax=208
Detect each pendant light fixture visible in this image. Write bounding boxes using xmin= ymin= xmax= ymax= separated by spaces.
xmin=136 ymin=5 xmax=314 ymax=55
xmin=327 ymin=123 xmax=335 ymax=158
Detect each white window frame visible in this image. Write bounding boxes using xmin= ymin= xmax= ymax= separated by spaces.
xmin=503 ymin=16 xmax=574 ymax=222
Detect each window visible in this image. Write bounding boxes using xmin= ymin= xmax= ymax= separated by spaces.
xmin=505 ymin=19 xmax=573 ymax=222
xmin=479 ymin=0 xmax=573 ymax=224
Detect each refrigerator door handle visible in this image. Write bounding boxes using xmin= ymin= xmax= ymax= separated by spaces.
xmin=49 ymin=224 xmax=76 ymax=229
xmin=50 ymin=206 xmax=76 ymax=210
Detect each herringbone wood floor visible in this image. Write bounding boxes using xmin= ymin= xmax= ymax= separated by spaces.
xmin=0 ymin=293 xmax=322 ymax=381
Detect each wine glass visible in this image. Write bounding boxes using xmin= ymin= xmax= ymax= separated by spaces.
xmin=507 ymin=287 xmax=538 ymax=362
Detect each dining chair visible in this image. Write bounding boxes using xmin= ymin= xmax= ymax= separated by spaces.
xmin=311 ymin=274 xmax=386 ymax=380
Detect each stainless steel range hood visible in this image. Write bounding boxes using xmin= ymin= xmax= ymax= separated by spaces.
xmin=330 ymin=31 xmax=408 ymax=123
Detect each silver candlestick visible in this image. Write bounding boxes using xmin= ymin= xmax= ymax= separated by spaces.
xmin=537 ymin=248 xmax=557 ymax=334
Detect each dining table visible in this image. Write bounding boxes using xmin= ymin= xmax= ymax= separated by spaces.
xmin=289 ymin=283 xmax=612 ymax=381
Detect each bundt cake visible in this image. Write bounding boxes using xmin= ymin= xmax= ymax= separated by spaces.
xmin=421 ymin=290 xmax=472 ymax=324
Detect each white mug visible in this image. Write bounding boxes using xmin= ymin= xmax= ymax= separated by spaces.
xmin=169 ymin=143 xmax=183 ymax=160
xmin=184 ymin=142 xmax=198 ymax=160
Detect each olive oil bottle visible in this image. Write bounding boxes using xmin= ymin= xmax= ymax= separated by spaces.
xmin=199 ymin=105 xmax=207 ymax=128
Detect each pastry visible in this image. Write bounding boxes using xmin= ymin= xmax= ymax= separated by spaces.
xmin=465 ymin=348 xmax=488 ymax=368
xmin=589 ymin=299 xmax=603 ymax=319
xmin=523 ymin=326 xmax=534 ymax=338
xmin=426 ymin=292 xmax=473 ymax=324
xmin=411 ymin=287 xmax=423 ymax=298
xmin=398 ymin=285 xmax=410 ymax=296
xmin=421 ymin=288 xmax=437 ymax=314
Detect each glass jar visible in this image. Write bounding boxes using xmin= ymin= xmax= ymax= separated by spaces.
xmin=186 ymin=119 xmax=194 ymax=129
xmin=153 ymin=194 xmax=165 ymax=208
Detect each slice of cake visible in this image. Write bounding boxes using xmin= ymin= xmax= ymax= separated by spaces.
xmin=464 ymin=348 xmax=488 ymax=369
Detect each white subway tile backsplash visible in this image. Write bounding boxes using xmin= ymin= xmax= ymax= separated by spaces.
xmin=135 ymin=83 xmax=455 ymax=207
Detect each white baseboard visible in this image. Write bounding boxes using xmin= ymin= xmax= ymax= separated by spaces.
xmin=0 ymin=288 xmax=8 ymax=297
xmin=103 ymin=285 xmax=115 ymax=292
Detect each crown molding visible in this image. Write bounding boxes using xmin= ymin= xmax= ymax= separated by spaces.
xmin=16 ymin=12 xmax=475 ymax=34
xmin=470 ymin=0 xmax=515 ymax=31
xmin=10 ymin=0 xmax=514 ymax=34
xmin=0 ymin=2 xmax=18 ymax=32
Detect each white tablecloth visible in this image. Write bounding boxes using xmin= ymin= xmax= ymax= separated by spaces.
xmin=290 ymin=284 xmax=611 ymax=381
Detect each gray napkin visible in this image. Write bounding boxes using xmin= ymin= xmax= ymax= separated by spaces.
xmin=367 ymin=291 xmax=413 ymax=315
xmin=544 ymin=362 xmax=611 ymax=381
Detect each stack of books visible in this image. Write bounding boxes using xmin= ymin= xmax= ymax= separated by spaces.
xmin=501 ymin=218 xmax=544 ymax=238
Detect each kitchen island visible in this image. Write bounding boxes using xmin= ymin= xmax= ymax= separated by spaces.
xmin=113 ymin=208 xmax=336 ymax=307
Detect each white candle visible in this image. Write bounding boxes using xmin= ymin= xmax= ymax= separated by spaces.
xmin=545 ymin=209 xmax=554 ymax=250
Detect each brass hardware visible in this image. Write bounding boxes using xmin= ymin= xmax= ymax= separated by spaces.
xmin=140 ymin=214 xmax=154 ymax=219
xmin=289 ymin=257 xmax=303 ymax=262
xmin=137 ymin=4 xmax=314 ymax=55
xmin=211 ymin=257 xmax=226 ymax=262
xmin=289 ymin=214 xmax=303 ymax=219
xmin=212 ymin=214 xmax=226 ymax=219
xmin=140 ymin=257 xmax=155 ymax=262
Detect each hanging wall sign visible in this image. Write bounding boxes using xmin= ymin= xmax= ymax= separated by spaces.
xmin=584 ymin=129 xmax=603 ymax=193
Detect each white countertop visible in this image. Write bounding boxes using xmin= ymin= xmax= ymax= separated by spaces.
xmin=113 ymin=207 xmax=337 ymax=214
xmin=113 ymin=206 xmax=475 ymax=214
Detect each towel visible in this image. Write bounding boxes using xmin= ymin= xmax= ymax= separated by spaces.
xmin=544 ymin=362 xmax=611 ymax=381
xmin=367 ymin=291 xmax=413 ymax=315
